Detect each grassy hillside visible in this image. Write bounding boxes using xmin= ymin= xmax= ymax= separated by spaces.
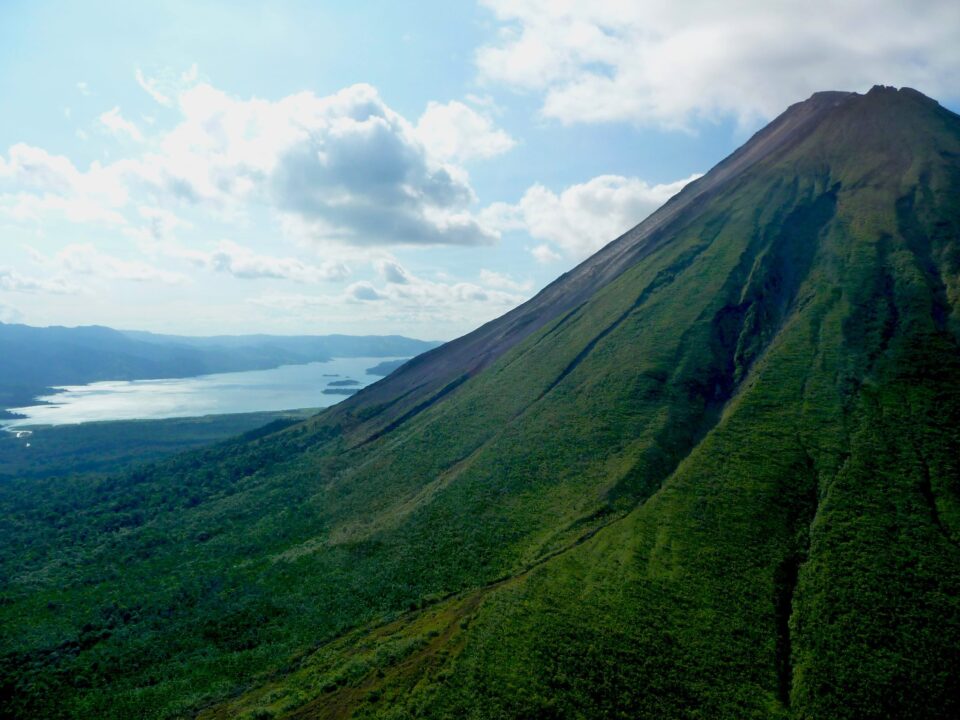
xmin=3 ymin=86 xmax=960 ymax=719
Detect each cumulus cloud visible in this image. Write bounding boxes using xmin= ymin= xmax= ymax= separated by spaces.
xmin=347 ymin=281 xmax=387 ymax=301
xmin=485 ymin=172 xmax=700 ymax=261
xmin=477 ymin=0 xmax=960 ymax=127
xmin=0 ymin=143 xmax=128 ymax=226
xmin=180 ymin=239 xmax=350 ymax=283
xmin=3 ymin=77 xmax=510 ymax=254
xmin=99 ymin=107 xmax=144 ymax=141
xmin=376 ymin=259 xmax=413 ymax=284
xmin=0 ymin=143 xmax=83 ymax=195
xmin=415 ymin=100 xmax=516 ymax=162
xmin=130 ymin=82 xmax=500 ymax=246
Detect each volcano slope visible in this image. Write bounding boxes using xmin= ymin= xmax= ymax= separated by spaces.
xmin=3 ymin=86 xmax=960 ymax=719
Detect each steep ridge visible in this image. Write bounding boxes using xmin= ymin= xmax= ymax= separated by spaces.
xmin=2 ymin=87 xmax=960 ymax=720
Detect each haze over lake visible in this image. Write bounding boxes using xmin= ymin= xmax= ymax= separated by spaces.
xmin=2 ymin=357 xmax=404 ymax=428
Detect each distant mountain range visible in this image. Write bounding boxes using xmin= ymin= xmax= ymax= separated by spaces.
xmin=0 ymin=322 xmax=439 ymax=413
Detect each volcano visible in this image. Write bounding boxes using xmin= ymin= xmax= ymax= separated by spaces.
xmin=3 ymin=86 xmax=960 ymax=720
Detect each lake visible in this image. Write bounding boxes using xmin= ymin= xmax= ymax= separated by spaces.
xmin=2 ymin=356 xmax=406 ymax=428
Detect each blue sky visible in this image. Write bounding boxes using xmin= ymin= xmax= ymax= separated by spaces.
xmin=2 ymin=1 xmax=959 ymax=339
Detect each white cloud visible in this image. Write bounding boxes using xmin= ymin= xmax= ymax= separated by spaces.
xmin=347 ymin=281 xmax=388 ymax=301
xmin=128 ymin=82 xmax=498 ymax=247
xmin=135 ymin=68 xmax=172 ymax=106
xmin=478 ymin=268 xmax=533 ymax=292
xmin=0 ymin=143 xmax=129 ymax=226
xmin=181 ymin=239 xmax=350 ymax=283
xmin=376 ymin=259 xmax=413 ymax=284
xmin=0 ymin=266 xmax=78 ymax=294
xmin=3 ymin=80 xmax=506 ymax=253
xmin=48 ymin=243 xmax=187 ymax=285
xmin=0 ymin=193 xmax=126 ymax=227
xmin=69 ymin=82 xmax=497 ymax=246
xmin=416 ymin=100 xmax=516 ymax=162
xmin=252 ymin=260 xmax=529 ymax=333
xmin=136 ymin=206 xmax=189 ymax=241
xmin=4 ymin=242 xmax=186 ymax=297
xmin=344 ymin=261 xmax=525 ymax=308
xmin=531 ymin=243 xmax=561 ymax=264
xmin=99 ymin=107 xmax=144 ymax=141
xmin=477 ymin=0 xmax=960 ymax=127
xmin=485 ymin=172 xmax=700 ymax=261
xmin=76 ymin=81 xmax=90 ymax=96
xmin=0 ymin=143 xmax=82 ymax=195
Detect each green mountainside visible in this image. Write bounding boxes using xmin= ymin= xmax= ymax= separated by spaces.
xmin=3 ymin=86 xmax=960 ymax=719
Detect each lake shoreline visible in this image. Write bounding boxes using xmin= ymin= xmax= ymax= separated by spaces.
xmin=2 ymin=356 xmax=408 ymax=429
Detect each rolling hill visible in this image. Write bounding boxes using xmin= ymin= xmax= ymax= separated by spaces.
xmin=2 ymin=85 xmax=959 ymax=719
